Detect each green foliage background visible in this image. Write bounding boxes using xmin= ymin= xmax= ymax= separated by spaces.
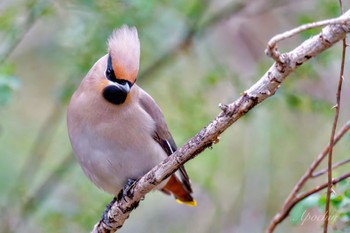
xmin=0 ymin=0 xmax=350 ymax=232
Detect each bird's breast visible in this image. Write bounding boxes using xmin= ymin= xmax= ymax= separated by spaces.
xmin=68 ymin=96 xmax=167 ymax=195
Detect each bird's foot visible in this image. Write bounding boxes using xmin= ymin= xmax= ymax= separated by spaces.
xmin=101 ymin=189 xmax=138 ymax=228
xmin=102 ymin=196 xmax=117 ymax=228
xmin=117 ymin=178 xmax=138 ymax=201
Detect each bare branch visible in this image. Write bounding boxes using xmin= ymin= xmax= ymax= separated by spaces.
xmin=0 ymin=0 xmax=53 ymax=64
xmin=312 ymin=157 xmax=350 ymax=178
xmin=266 ymin=120 xmax=350 ymax=233
xmin=266 ymin=15 xmax=349 ymax=62
xmin=267 ymin=172 xmax=350 ymax=228
xmin=92 ymin=9 xmax=350 ymax=233
xmin=297 ymin=172 xmax=350 ymax=205
xmin=139 ymin=1 xmax=248 ymax=82
xmin=323 ymin=3 xmax=347 ymax=231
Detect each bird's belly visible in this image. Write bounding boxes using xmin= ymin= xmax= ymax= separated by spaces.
xmin=71 ymin=124 xmax=167 ymax=196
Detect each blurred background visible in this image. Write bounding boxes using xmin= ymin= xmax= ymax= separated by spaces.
xmin=1 ymin=0 xmax=350 ymax=232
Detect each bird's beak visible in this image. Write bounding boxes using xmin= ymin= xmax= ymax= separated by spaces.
xmin=112 ymin=80 xmax=131 ymax=95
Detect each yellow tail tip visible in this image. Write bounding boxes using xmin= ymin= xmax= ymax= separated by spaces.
xmin=176 ymin=198 xmax=197 ymax=207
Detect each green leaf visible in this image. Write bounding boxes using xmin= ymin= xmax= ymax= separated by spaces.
xmin=345 ymin=211 xmax=350 ymax=219
xmin=320 ymin=0 xmax=340 ymax=17
xmin=0 ymin=63 xmax=20 ymax=106
xmin=344 ymin=183 xmax=350 ymax=198
xmin=290 ymin=195 xmax=319 ymax=224
xmin=303 ymin=194 xmax=320 ymax=208
xmin=330 ymin=195 xmax=343 ymax=209
xmin=318 ymin=193 xmax=344 ymax=210
xmin=204 ymin=67 xmax=225 ymax=86
xmin=285 ymin=93 xmax=302 ymax=109
xmin=0 ymin=6 xmax=18 ymax=31
xmin=298 ymin=15 xmax=321 ymax=39
xmin=338 ymin=179 xmax=348 ymax=187
xmin=290 ymin=202 xmax=305 ymax=224
xmin=283 ymin=90 xmax=333 ymax=115
xmin=318 ymin=193 xmax=327 ymax=209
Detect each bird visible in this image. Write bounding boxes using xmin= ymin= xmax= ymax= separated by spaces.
xmin=67 ymin=25 xmax=196 ymax=207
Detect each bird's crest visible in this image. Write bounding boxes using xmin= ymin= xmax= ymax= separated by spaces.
xmin=107 ymin=25 xmax=140 ymax=83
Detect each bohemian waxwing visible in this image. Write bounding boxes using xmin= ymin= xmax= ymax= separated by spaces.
xmin=67 ymin=25 xmax=196 ymax=206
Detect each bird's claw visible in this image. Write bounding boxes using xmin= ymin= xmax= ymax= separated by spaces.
xmin=102 ymin=197 xmax=117 ymax=229
xmin=116 ymin=178 xmax=138 ymax=201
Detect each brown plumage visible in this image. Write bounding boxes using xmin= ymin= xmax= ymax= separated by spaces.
xmin=67 ymin=25 xmax=195 ymax=206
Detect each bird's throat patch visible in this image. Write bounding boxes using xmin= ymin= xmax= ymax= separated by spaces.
xmin=102 ymin=85 xmax=128 ymax=105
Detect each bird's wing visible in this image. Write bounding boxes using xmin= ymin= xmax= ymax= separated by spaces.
xmin=138 ymin=88 xmax=193 ymax=194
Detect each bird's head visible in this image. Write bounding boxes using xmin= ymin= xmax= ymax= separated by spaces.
xmin=102 ymin=25 xmax=140 ymax=105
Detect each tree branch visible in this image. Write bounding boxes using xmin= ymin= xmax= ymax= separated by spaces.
xmin=267 ymin=171 xmax=350 ymax=228
xmin=266 ymin=16 xmax=349 ymax=62
xmin=92 ymin=9 xmax=350 ymax=233
xmin=139 ymin=1 xmax=248 ymax=82
xmin=296 ymin=172 xmax=350 ymax=207
xmin=324 ymin=2 xmax=347 ymax=231
xmin=312 ymin=157 xmax=350 ymax=178
xmin=0 ymin=0 xmax=53 ymax=64
xmin=266 ymin=120 xmax=350 ymax=233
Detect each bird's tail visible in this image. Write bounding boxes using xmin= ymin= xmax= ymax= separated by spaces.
xmin=161 ymin=175 xmax=197 ymax=207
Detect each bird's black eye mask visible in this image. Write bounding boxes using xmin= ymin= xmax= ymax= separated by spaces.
xmin=106 ymin=54 xmax=118 ymax=82
xmin=103 ymin=54 xmax=133 ymax=105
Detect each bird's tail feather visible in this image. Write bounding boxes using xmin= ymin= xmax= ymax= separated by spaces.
xmin=161 ymin=175 xmax=197 ymax=207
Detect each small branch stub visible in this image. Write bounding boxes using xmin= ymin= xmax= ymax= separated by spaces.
xmin=266 ymin=15 xmax=350 ymax=62
xmin=219 ymin=103 xmax=229 ymax=112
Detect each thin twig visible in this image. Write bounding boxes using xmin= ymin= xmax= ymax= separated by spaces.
xmin=273 ymin=172 xmax=350 ymax=223
xmin=323 ymin=2 xmax=347 ymax=232
xmin=139 ymin=1 xmax=248 ymax=82
xmin=266 ymin=16 xmax=349 ymax=62
xmin=1 ymin=154 xmax=75 ymax=233
xmin=17 ymin=104 xmax=64 ymax=189
xmin=0 ymin=0 xmax=53 ymax=64
xmin=312 ymin=157 xmax=350 ymax=177
xmin=266 ymin=120 xmax=350 ymax=233
xmin=297 ymin=173 xmax=350 ymax=204
xmin=21 ymin=154 xmax=75 ymax=216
